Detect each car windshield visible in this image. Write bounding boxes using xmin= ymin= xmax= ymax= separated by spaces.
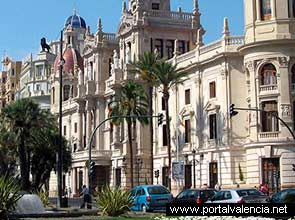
xmin=237 ymin=189 xmax=263 ymax=197
xmin=148 ymin=186 xmax=170 ymax=195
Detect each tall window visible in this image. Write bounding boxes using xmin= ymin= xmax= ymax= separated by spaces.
xmin=209 ymin=114 xmax=217 ymax=139
xmin=185 ymin=89 xmax=190 ymax=105
xmin=161 ymin=96 xmax=166 ymax=111
xmin=166 ymin=40 xmax=174 ymax=59
xmin=163 ymin=124 xmax=168 ymax=146
xmin=74 ymin=123 xmax=77 ymax=133
xmin=36 ymin=66 xmax=43 ymax=77
xmin=293 ymin=101 xmax=295 ymax=131
xmin=260 ymin=64 xmax=277 ymax=85
xmin=291 ymin=65 xmax=295 ymax=83
xmin=209 ymin=81 xmax=216 ymax=98
xmin=52 ymin=88 xmax=55 ymax=104
xmin=63 ymin=125 xmax=67 ymax=136
xmin=261 ymin=0 xmax=272 ymax=20
xmin=63 ymin=85 xmax=71 ymax=101
xmin=178 ymin=40 xmax=185 ymax=54
xmin=261 ymin=101 xmax=278 ymax=132
xmin=115 ymin=168 xmax=121 ymax=186
xmin=120 ymin=121 xmax=125 ymax=142
xmin=185 ymin=119 xmax=191 ymax=143
xmin=293 ymin=0 xmax=295 ymax=17
xmin=155 ymin=39 xmax=164 ymax=58
xmin=108 ymin=58 xmax=112 ymax=77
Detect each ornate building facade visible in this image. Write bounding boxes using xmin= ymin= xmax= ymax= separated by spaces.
xmin=44 ymin=0 xmax=295 ymax=196
xmin=0 ymin=57 xmax=22 ymax=109
xmin=16 ymin=52 xmax=56 ymax=109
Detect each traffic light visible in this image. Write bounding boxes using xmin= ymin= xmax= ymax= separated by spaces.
xmin=90 ymin=161 xmax=95 ymax=176
xmin=229 ymin=104 xmax=238 ymax=118
xmin=154 ymin=170 xmax=159 ymax=178
xmin=292 ymin=164 xmax=295 ymax=172
xmin=158 ymin=113 xmax=164 ymax=126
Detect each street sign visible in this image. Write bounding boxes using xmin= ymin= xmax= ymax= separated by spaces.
xmin=172 ymin=161 xmax=184 ymax=179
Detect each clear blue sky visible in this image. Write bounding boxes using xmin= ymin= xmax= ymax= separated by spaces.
xmin=0 ymin=0 xmax=244 ymax=64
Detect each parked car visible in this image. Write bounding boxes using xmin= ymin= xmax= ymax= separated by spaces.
xmin=129 ymin=185 xmax=173 ymax=212
xmin=206 ymin=188 xmax=269 ymax=203
xmin=174 ymin=189 xmax=216 ymax=204
xmin=269 ymin=189 xmax=295 ymax=203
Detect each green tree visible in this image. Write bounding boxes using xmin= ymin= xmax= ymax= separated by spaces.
xmin=131 ymin=52 xmax=158 ymax=184
xmin=110 ymin=82 xmax=148 ymax=188
xmin=0 ymin=98 xmax=71 ymax=191
xmin=153 ymin=61 xmax=188 ymax=190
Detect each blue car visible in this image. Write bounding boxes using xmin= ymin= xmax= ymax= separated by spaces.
xmin=130 ymin=185 xmax=173 ymax=212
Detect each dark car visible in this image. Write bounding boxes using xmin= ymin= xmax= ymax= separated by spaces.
xmin=130 ymin=185 xmax=173 ymax=212
xmin=174 ymin=189 xmax=216 ymax=204
xmin=269 ymin=189 xmax=295 ymax=203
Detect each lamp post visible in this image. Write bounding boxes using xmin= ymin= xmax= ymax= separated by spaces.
xmin=57 ymin=30 xmax=65 ymax=208
xmin=192 ymin=149 xmax=196 ymax=188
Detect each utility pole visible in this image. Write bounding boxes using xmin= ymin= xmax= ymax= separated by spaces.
xmin=58 ymin=30 xmax=64 ymax=208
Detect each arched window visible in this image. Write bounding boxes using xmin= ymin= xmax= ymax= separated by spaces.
xmin=261 ymin=0 xmax=272 ymax=20
xmin=260 ymin=63 xmax=277 ymax=85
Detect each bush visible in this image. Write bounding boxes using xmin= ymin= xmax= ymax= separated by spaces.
xmin=97 ymin=186 xmax=133 ymax=216
xmin=0 ymin=176 xmax=22 ymax=220
xmin=36 ymin=190 xmax=50 ymax=207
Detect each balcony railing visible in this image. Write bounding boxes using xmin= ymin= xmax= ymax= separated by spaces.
xmin=73 ymin=149 xmax=112 ymax=160
xmin=259 ymin=84 xmax=278 ymax=92
xmin=259 ymin=131 xmax=280 ymax=139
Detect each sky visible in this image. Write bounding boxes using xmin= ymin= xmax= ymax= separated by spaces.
xmin=0 ymin=0 xmax=244 ymax=66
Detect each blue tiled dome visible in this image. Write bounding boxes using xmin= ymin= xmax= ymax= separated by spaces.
xmin=65 ymin=11 xmax=86 ymax=29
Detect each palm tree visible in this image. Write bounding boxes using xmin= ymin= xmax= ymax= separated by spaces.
xmin=1 ymin=99 xmax=42 ymax=191
xmin=131 ymin=52 xmax=158 ymax=184
xmin=153 ymin=61 xmax=189 ymax=190
xmin=110 ymin=81 xmax=148 ymax=188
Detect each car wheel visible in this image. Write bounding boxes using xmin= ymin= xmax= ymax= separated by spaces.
xmin=142 ymin=204 xmax=147 ymax=213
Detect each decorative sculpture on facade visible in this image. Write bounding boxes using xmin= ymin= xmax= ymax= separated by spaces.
xmin=41 ymin=38 xmax=51 ymax=53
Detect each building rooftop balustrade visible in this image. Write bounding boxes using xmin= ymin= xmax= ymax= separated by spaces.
xmin=145 ymin=10 xmax=193 ymax=23
xmin=103 ymin=33 xmax=117 ymax=42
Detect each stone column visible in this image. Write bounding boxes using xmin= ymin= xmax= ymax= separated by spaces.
xmin=256 ymin=0 xmax=261 ymax=21
xmin=77 ymin=106 xmax=84 ymax=151
xmin=271 ymin=0 xmax=276 ymax=19
xmin=84 ymin=167 xmax=89 ymax=186
xmin=72 ymin=168 xmax=77 ymax=195
xmin=86 ymin=101 xmax=94 ymax=149
xmin=246 ymin=61 xmax=259 ymax=141
xmin=278 ymin=57 xmax=293 ymax=138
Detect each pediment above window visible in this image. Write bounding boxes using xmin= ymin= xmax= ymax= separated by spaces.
xmin=179 ymin=106 xmax=194 ymax=118
xmin=204 ymin=101 xmax=220 ymax=112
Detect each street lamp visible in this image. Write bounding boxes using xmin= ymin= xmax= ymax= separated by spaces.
xmin=57 ymin=30 xmax=65 ymax=208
